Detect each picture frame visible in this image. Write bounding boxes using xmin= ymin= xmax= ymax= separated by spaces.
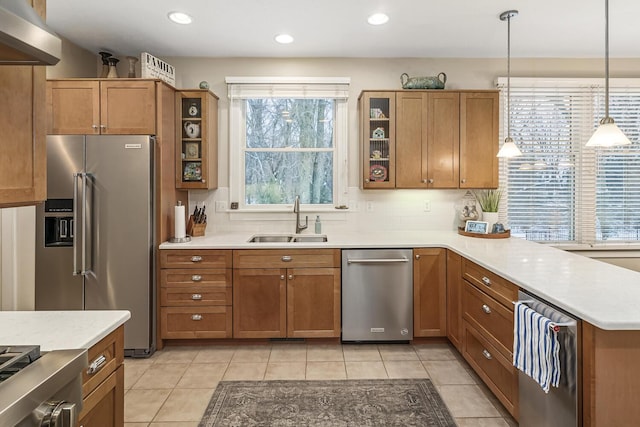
xmin=464 ymin=220 xmax=489 ymax=234
xmin=184 ymin=142 xmax=200 ymax=159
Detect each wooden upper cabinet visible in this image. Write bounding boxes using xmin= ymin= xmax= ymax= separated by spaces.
xmin=396 ymin=91 xmax=459 ymax=189
xmin=459 ymin=91 xmax=499 ymax=189
xmin=359 ymin=91 xmax=396 ymax=189
xmin=46 ymin=79 xmax=157 ymax=135
xmin=0 ymin=0 xmax=46 ymax=207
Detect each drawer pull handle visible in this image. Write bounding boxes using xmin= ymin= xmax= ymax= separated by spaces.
xmin=482 ymin=304 xmax=492 ymax=314
xmin=87 ymin=354 xmax=107 ymax=375
xmin=288 ymin=274 xmax=293 ymax=280
xmin=481 ymin=276 xmax=491 ymax=286
xmin=191 ymin=275 xmax=202 ymax=282
xmin=190 ymin=255 xmax=203 ymax=263
xmin=280 ymin=275 xmax=285 ymax=280
xmin=191 ymin=314 xmax=203 ymax=321
xmin=191 ymin=294 xmax=202 ymax=300
xmin=482 ymin=349 xmax=492 ymax=360
xmin=281 ymin=256 xmax=292 ymax=262
xmin=415 ymin=254 xmax=421 ymax=260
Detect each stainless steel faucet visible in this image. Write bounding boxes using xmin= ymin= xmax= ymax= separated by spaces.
xmin=293 ymin=195 xmax=308 ymax=234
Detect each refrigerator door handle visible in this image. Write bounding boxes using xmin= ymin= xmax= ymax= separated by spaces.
xmin=81 ymin=172 xmax=90 ymax=276
xmin=72 ymin=173 xmax=82 ymax=275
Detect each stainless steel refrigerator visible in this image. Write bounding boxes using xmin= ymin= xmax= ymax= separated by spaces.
xmin=36 ymin=135 xmax=156 ymax=357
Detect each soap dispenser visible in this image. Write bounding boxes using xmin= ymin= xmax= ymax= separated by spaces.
xmin=315 ymin=215 xmax=322 ymax=234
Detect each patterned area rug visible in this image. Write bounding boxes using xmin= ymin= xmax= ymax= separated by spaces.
xmin=199 ymin=379 xmax=456 ymax=426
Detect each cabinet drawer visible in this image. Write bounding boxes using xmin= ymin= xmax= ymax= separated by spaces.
xmin=160 ymin=285 xmax=232 ymax=306
xmin=159 ymin=249 xmax=232 ymax=269
xmin=463 ymin=281 xmax=514 ymax=359
xmin=463 ymin=322 xmax=518 ymax=418
xmin=161 ymin=306 xmax=232 ymax=339
xmin=82 ymin=326 xmax=123 ymax=398
xmin=160 ymin=269 xmax=231 ymax=287
xmin=462 ymin=259 xmax=518 ymax=308
xmin=78 ymin=364 xmax=124 ymax=426
xmin=233 ymin=249 xmax=340 ymax=269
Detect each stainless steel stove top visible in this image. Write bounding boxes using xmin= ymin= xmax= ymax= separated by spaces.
xmin=0 ymin=345 xmax=87 ymax=426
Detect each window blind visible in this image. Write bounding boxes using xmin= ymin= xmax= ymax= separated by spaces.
xmin=497 ymin=78 xmax=640 ymax=244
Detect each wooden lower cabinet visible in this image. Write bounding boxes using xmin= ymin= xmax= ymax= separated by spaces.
xmin=413 ymin=248 xmax=447 ymax=337
xmin=78 ymin=365 xmax=124 ymax=427
xmin=79 ymin=325 xmax=124 ymax=426
xmin=232 ymin=249 xmax=341 ymax=339
xmin=158 ymin=250 xmax=233 ymax=347
xmin=446 ymin=250 xmax=463 ymax=350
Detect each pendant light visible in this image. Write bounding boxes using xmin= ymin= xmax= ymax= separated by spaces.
xmin=497 ymin=10 xmax=523 ymax=158
xmin=586 ymin=0 xmax=631 ymax=147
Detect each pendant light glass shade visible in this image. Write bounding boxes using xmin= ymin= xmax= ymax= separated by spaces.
xmin=586 ymin=119 xmax=631 ymax=147
xmin=497 ymin=137 xmax=522 ymax=157
xmin=588 ymin=0 xmax=631 ymax=147
xmin=497 ymin=10 xmax=522 ymax=158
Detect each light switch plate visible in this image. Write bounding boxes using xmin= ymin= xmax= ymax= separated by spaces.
xmin=215 ymin=201 xmax=227 ymax=212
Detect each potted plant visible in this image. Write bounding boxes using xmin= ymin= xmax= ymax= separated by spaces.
xmin=474 ymin=189 xmax=502 ymax=231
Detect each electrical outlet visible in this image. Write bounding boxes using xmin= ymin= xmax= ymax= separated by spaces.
xmin=215 ymin=201 xmax=227 ymax=212
xmin=366 ymin=201 xmax=374 ymax=212
xmin=348 ymin=200 xmax=359 ymax=210
xmin=423 ymin=200 xmax=431 ymax=212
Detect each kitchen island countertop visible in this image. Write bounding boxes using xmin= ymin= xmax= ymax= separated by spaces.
xmin=0 ymin=310 xmax=130 ymax=351
xmin=160 ymin=230 xmax=640 ymax=331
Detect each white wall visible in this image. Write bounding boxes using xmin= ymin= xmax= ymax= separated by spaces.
xmin=163 ymin=56 xmax=640 ymax=235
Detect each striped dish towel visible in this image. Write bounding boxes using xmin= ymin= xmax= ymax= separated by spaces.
xmin=513 ymin=302 xmax=561 ymax=393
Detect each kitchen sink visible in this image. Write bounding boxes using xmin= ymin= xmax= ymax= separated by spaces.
xmin=292 ymin=235 xmax=328 ymax=242
xmin=247 ymin=234 xmax=328 ymax=243
xmin=248 ymin=234 xmax=292 ymax=243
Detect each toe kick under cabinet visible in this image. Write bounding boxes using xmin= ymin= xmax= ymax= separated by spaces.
xmin=158 ymin=250 xmax=233 ymax=348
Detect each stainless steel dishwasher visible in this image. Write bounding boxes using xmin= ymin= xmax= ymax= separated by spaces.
xmin=517 ymin=290 xmax=580 ymax=427
xmin=341 ymin=249 xmax=413 ymax=342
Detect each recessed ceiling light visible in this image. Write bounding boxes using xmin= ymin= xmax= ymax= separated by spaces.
xmin=168 ymin=11 xmax=192 ymax=25
xmin=275 ymin=34 xmax=294 ymax=44
xmin=367 ymin=13 xmax=389 ymax=26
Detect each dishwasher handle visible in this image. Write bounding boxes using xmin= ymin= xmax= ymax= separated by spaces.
xmin=347 ymin=257 xmax=409 ymax=264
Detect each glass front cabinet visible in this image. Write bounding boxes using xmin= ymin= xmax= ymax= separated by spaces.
xmin=359 ymin=92 xmax=395 ymax=188
xmin=176 ymin=90 xmax=218 ymax=189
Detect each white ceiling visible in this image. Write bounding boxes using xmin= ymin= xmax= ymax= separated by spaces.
xmin=46 ymin=0 xmax=640 ymax=59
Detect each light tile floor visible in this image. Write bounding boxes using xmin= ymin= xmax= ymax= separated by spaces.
xmin=123 ymin=342 xmax=518 ymax=426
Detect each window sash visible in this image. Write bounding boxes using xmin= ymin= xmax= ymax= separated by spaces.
xmin=227 ymin=78 xmax=349 ymax=210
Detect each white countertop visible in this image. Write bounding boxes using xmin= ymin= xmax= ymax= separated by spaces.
xmin=161 ymin=230 xmax=640 ymax=330
xmin=0 ymin=310 xmax=130 ymax=351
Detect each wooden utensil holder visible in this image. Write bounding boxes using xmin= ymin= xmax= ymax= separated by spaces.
xmin=187 ymin=215 xmax=206 ymax=237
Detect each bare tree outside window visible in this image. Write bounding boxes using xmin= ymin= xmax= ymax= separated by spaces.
xmin=244 ymin=98 xmax=334 ymax=205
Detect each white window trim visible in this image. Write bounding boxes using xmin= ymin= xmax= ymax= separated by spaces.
xmin=227 ymin=77 xmax=349 ymax=212
xmin=497 ymin=77 xmax=640 ymax=248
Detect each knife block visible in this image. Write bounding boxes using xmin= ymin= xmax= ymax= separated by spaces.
xmin=187 ymin=215 xmax=206 ymax=237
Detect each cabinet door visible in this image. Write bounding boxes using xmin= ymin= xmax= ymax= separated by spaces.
xmin=396 ymin=91 xmax=459 ymax=189
xmin=176 ymin=90 xmax=219 ymax=190
xmin=413 ymin=248 xmax=447 ymax=337
xmin=446 ymin=250 xmax=463 ymax=351
xmin=100 ymin=80 xmax=156 ymax=134
xmin=78 ymin=364 xmax=124 ymax=427
xmin=287 ymin=268 xmax=340 ymax=338
xmin=46 ymin=80 xmax=100 ymax=134
xmin=396 ymin=92 xmax=427 ymax=188
xmin=233 ymin=268 xmax=287 ymax=338
xmin=360 ymin=92 xmax=395 ymax=188
xmin=0 ymin=0 xmax=46 ymax=207
xmin=460 ymin=92 xmax=499 ymax=188
xmin=427 ymin=92 xmax=459 ymax=188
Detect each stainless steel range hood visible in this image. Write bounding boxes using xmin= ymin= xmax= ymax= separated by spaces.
xmin=0 ymin=0 xmax=61 ymax=65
